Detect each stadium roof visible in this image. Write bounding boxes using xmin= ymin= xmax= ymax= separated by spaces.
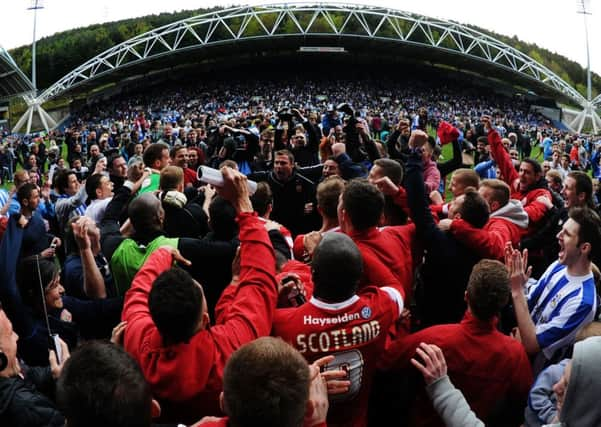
xmin=0 ymin=45 xmax=34 ymax=100
xmin=33 ymin=3 xmax=590 ymax=108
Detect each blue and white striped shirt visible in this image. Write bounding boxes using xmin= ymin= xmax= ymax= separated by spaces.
xmin=527 ymin=261 xmax=597 ymax=360
xmin=0 ymin=189 xmax=9 ymax=209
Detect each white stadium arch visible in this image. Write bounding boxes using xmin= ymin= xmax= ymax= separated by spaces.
xmin=17 ymin=3 xmax=601 ymax=133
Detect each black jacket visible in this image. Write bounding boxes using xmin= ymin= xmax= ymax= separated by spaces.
xmin=248 ymin=167 xmax=321 ymax=236
xmin=0 ymin=366 xmax=64 ymax=427
xmin=162 ymin=196 xmax=209 ymax=239
xmin=406 ymin=151 xmax=482 ymax=327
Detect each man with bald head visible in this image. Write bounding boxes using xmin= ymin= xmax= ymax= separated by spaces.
xmin=108 ymin=192 xmax=179 ymax=295
xmin=272 ymin=232 xmax=404 ymax=427
xmin=100 ymin=167 xmax=250 ymax=300
xmin=122 ymin=166 xmax=278 ymax=424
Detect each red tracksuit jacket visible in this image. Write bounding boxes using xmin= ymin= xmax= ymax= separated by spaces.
xmin=122 ymin=213 xmax=278 ymax=424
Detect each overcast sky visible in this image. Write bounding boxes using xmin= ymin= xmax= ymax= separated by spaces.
xmin=2 ymin=0 xmax=599 ymax=80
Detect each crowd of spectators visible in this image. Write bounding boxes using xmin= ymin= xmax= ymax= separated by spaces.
xmin=1 ymin=76 xmax=601 ymax=427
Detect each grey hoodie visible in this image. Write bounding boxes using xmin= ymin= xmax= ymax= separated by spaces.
xmin=545 ymin=337 xmax=601 ymax=427
xmin=490 ymin=199 xmax=529 ymax=229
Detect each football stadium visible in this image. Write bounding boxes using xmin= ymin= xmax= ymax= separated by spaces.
xmin=1 ymin=3 xmax=601 ymax=427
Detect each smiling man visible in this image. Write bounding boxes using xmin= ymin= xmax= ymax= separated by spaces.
xmin=507 ymin=207 xmax=601 ymax=374
xmin=483 ymin=115 xmax=551 ymax=232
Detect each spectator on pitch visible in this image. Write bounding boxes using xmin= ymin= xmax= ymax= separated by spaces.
xmin=483 ymin=115 xmax=551 ymax=232
xmin=507 ymin=207 xmax=601 ymax=374
xmin=383 ymin=260 xmax=532 ymax=427
xmin=84 ymin=173 xmax=114 ymax=226
xmin=139 ymin=143 xmax=171 ymax=194
xmin=398 ymin=146 xmax=489 ymax=326
xmin=272 ymin=233 xmax=404 ymax=427
xmin=193 ymin=337 xmax=339 ymax=427
xmin=107 ymin=153 xmax=128 ymax=191
xmin=122 ymin=167 xmax=279 ymax=424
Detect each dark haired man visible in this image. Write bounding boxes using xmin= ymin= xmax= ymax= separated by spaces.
xmin=84 ymin=173 xmax=113 ymax=225
xmin=122 ymin=167 xmax=278 ymax=424
xmin=57 ymin=341 xmax=157 ymax=427
xmin=508 ymin=207 xmax=601 ymax=374
xmin=17 ymin=183 xmax=60 ymax=259
xmin=250 ymin=181 xmax=293 ymax=256
xmin=483 ymin=115 xmax=551 ymax=231
xmin=140 ymin=142 xmax=171 ymax=194
xmin=196 ymin=337 xmax=332 ymax=427
xmin=368 ymin=158 xmax=407 ymax=226
xmin=107 ymin=154 xmax=128 ymax=191
xmin=249 ymin=149 xmax=321 ymax=236
xmin=337 ymin=178 xmax=416 ymax=299
xmin=272 ymin=232 xmax=404 ymax=427
xmin=170 ymin=145 xmax=196 ymax=188
xmin=562 ymin=171 xmax=594 ymax=210
xmin=442 ymin=178 xmax=529 ymax=261
xmin=381 ymin=260 xmax=532 ymax=427
xmin=53 ymin=169 xmax=87 ymax=235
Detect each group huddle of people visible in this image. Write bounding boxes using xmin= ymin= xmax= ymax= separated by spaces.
xmin=1 ymin=85 xmax=601 ymax=427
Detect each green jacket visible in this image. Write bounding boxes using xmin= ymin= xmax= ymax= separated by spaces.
xmin=110 ymin=235 xmax=178 ymax=296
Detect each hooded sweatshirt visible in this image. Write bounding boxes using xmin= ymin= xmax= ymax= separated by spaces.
xmin=546 ymin=337 xmax=601 ymax=426
xmin=450 ymin=199 xmax=529 ymax=261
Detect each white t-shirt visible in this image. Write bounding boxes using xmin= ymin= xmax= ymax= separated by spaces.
xmin=85 ymin=198 xmax=112 ymax=225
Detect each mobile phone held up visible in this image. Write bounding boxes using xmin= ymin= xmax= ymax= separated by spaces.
xmin=49 ymin=333 xmax=62 ymax=364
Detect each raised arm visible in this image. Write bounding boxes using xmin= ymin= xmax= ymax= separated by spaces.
xmin=507 ymin=246 xmax=540 ymax=355
xmin=402 ymin=132 xmax=444 ymax=245
xmin=72 ymin=217 xmax=107 ymax=299
xmin=100 ymin=167 xmax=149 ymax=259
xmin=209 ymin=166 xmax=278 ymax=344
xmin=405 ymin=152 xmax=440 ymax=240
xmin=485 ymin=116 xmax=518 ymax=187
xmin=331 ymin=143 xmax=366 ymax=179
xmin=437 ymin=139 xmax=463 ymax=178
xmin=297 ymin=109 xmax=321 ymax=153
xmin=0 ymin=215 xmax=34 ymax=337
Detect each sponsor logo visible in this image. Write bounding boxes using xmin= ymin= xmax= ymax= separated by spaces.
xmin=303 ymin=312 xmax=360 ymax=326
xmin=360 ymin=306 xmax=372 ymax=320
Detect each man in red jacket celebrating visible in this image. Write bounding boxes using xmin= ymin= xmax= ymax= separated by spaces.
xmin=441 ymin=178 xmax=529 ymax=261
xmin=483 ymin=115 xmax=551 ymax=231
xmin=380 ymin=259 xmax=533 ymax=427
xmin=122 ymin=167 xmax=279 ymax=424
xmin=337 ymin=179 xmax=416 ymax=299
